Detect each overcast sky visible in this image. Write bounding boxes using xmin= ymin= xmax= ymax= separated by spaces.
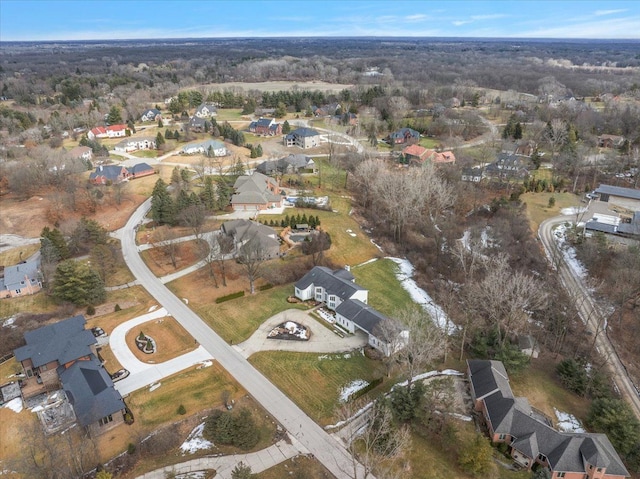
xmin=1 ymin=0 xmax=639 ymax=41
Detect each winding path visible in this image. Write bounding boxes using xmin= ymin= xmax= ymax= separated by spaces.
xmin=538 ymin=215 xmax=640 ymax=421
xmin=119 ymin=199 xmax=370 ymax=479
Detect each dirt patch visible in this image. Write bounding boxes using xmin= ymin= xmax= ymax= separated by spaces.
xmin=125 ymin=317 xmax=197 ymax=363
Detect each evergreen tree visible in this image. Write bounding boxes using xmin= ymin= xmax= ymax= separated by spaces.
xmin=156 ymin=131 xmax=165 ymax=148
xmin=216 ymin=177 xmax=232 ymax=210
xmin=201 ymin=176 xmax=216 ymax=210
xmin=177 ymin=189 xmax=191 ymax=212
xmin=165 ymin=129 xmax=173 ymax=139
xmin=52 ymin=260 xmax=106 ymax=306
xmin=231 ymin=462 xmax=253 ymax=479
xmin=40 ymin=227 xmax=70 ymax=261
xmin=158 ymin=118 xmax=163 ymax=128
xmin=282 ymin=120 xmax=291 ymax=134
xmin=514 ymin=122 xmax=523 ymax=139
xmin=107 ymin=105 xmax=122 ymax=124
xmin=315 ymin=215 xmax=320 ymax=226
xmin=256 ymin=144 xmax=263 ymax=157
xmin=150 ymin=178 xmax=175 ymax=225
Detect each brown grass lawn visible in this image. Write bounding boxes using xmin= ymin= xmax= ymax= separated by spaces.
xmin=257 ymin=455 xmax=333 ymax=479
xmin=521 ymin=191 xmax=582 ymax=233
xmin=96 ymin=344 xmax=123 ymax=375
xmin=509 ymin=353 xmax=590 ymax=424
xmin=86 ymin=286 xmax=156 ymax=332
xmin=0 ymin=291 xmax=58 ymax=320
xmin=0 ymin=406 xmax=40 ymax=474
xmin=248 ymin=351 xmax=385 ymax=425
xmin=0 ymin=244 xmax=40 ymax=266
xmin=140 ymin=239 xmax=204 ymax=277
xmin=169 ymin=263 xmax=311 ymax=343
xmin=125 ymin=317 xmax=197 ymax=363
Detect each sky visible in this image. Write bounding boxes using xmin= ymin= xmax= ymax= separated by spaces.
xmin=1 ymin=1 xmax=639 ymax=42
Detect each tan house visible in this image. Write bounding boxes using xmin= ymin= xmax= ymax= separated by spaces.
xmin=468 ymin=360 xmax=629 ymax=479
xmin=231 ymin=172 xmax=283 ymax=212
xmin=14 ymin=315 xmax=126 ymax=436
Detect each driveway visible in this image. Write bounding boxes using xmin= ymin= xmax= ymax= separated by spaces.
xmin=109 ymin=306 xmax=214 ymax=396
xmin=235 ymin=309 xmax=368 ymax=358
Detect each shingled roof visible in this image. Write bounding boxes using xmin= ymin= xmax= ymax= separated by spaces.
xmin=14 ymin=315 xmax=96 ymax=368
xmin=295 ymin=266 xmax=365 ymax=302
xmin=335 ymin=299 xmax=389 ymax=334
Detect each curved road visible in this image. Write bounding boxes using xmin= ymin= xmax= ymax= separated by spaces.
xmin=120 ymin=199 xmax=369 ymax=479
xmin=539 ymin=216 xmax=640 ymax=421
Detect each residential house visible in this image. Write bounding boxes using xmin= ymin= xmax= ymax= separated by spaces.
xmin=14 ymin=315 xmax=126 ymax=436
xmin=598 ymin=135 xmax=625 ymax=149
xmin=593 ymin=184 xmax=640 ymax=211
xmin=126 ymin=162 xmax=155 ymax=179
xmin=515 ymin=141 xmax=537 ymax=157
xmin=0 ymin=257 xmax=41 ymax=299
xmin=188 ymin=116 xmax=208 ymax=132
xmin=114 ymin=136 xmax=156 ymax=153
xmin=284 ymin=128 xmax=321 ymax=149
xmin=468 ymin=360 xmax=629 ymax=478
xmin=248 ymin=118 xmax=282 ymax=136
xmin=87 ymin=124 xmax=127 ymax=140
xmin=585 ymin=211 xmax=640 ymax=239
xmin=255 ymin=107 xmax=276 ymax=117
xmin=140 ymin=108 xmax=162 ymax=122
xmin=180 ymin=139 xmax=228 ymax=156
xmin=67 ymin=146 xmax=93 ymax=161
xmin=231 ymin=171 xmax=283 ymax=212
xmin=461 ymin=167 xmax=485 ymax=183
xmin=402 ymin=144 xmax=456 ymax=165
xmin=294 ymin=266 xmax=368 ymax=310
xmin=89 ymin=165 xmax=130 ymax=185
xmin=387 ymin=128 xmax=420 ymax=145
xmin=256 ymin=154 xmax=316 ymax=176
xmin=221 ymin=219 xmax=280 ymax=260
xmin=194 ymin=103 xmax=218 ymax=118
xmin=313 ymin=103 xmax=341 ymax=117
xmin=485 ymin=153 xmax=530 ymax=179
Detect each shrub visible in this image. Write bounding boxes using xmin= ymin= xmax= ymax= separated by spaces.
xmin=127 ymin=442 xmax=136 ymax=455
xmin=548 ymin=196 xmax=556 ymax=208
xmin=348 ymin=377 xmax=383 ymax=402
xmin=114 ymin=303 xmax=122 ymax=312
xmin=138 ymin=332 xmax=146 ymax=341
xmin=86 ymin=305 xmax=96 ymax=315
xmin=177 ymin=404 xmax=186 ymax=415
xmin=258 ymin=283 xmax=273 ymax=291
xmin=203 ymin=408 xmax=260 ymax=450
xmin=215 ymin=291 xmax=245 ymax=303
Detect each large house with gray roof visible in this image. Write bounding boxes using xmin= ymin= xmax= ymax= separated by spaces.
xmin=14 ymin=315 xmax=126 ymax=436
xmin=0 ymin=256 xmax=42 ymax=299
xmin=295 ymin=266 xmax=405 ymax=355
xmin=231 ymin=171 xmax=283 ymax=212
xmin=256 ymin=154 xmax=316 ymax=176
xmin=284 ymin=128 xmax=321 ymax=149
xmin=249 ymin=118 xmax=282 ymax=136
xmin=180 ymin=139 xmax=227 ymax=156
xmin=593 ymin=184 xmax=640 ymax=212
xmin=468 ymin=359 xmax=629 ymax=479
xmin=221 ymin=219 xmax=280 ymax=260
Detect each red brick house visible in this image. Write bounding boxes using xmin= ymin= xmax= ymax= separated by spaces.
xmin=249 ymin=118 xmax=282 ymax=136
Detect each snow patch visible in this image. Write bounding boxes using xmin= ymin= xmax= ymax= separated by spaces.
xmin=149 ymin=382 xmax=161 ymax=392
xmin=394 ymin=369 xmax=464 ymax=390
xmin=340 ymin=379 xmax=369 ymax=402
xmin=387 ymin=257 xmax=458 ymax=334
xmin=554 ymin=409 xmax=585 ymax=433
xmin=3 ymin=397 xmax=23 ymax=413
xmin=357 ymin=257 xmax=379 ymax=267
xmin=553 ymin=224 xmax=588 ymax=280
xmin=148 ymin=305 xmax=158 ymax=312
xmin=196 ymin=360 xmax=213 ymax=369
xmin=183 ymin=298 xmax=189 ymax=304
xmin=560 ymin=207 xmax=587 ymax=216
xmin=180 ymin=422 xmax=213 ymax=455
xmin=2 ymin=316 xmax=16 ymax=328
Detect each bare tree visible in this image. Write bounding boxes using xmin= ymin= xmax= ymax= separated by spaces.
xmin=177 ymin=204 xmax=206 ymax=240
xmin=545 ymin=118 xmax=568 ymax=160
xmin=237 ymin=235 xmax=266 ymax=294
xmin=300 ymin=230 xmax=331 ymax=265
xmin=153 ymin=228 xmax=181 ymax=270
xmin=216 ymin=233 xmax=235 ymax=287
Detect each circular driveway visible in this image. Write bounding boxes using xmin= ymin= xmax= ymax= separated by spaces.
xmin=235 ymin=309 xmax=368 ymax=358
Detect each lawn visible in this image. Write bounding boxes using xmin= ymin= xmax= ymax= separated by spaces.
xmin=0 ymin=244 xmax=40 ymax=266
xmin=351 ymin=259 xmax=415 ymax=316
xmin=125 ymin=317 xmax=197 ymax=363
xmin=140 ymin=239 xmax=204 ymax=277
xmin=419 ymin=137 xmax=440 ymax=149
xmin=520 ymin=191 xmax=582 ymax=232
xmin=257 ymin=455 xmax=333 ymax=479
xmin=248 ymin=350 xmax=385 ymax=425
xmin=0 ymin=292 xmax=57 ymax=320
xmin=131 ymin=149 xmax=159 ymax=158
xmin=214 ymin=108 xmax=245 ymax=121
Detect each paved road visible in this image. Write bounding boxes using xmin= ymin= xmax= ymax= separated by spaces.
xmin=539 ymin=215 xmax=640 ymax=421
xmin=121 ymin=199 xmax=369 ymax=479
xmin=136 ymin=437 xmax=305 ymax=479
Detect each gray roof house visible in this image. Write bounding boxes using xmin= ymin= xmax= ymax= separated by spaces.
xmin=14 ymin=315 xmax=126 ymax=435
xmin=468 ymin=359 xmax=629 ymax=478
xmin=231 ymin=171 xmax=283 ymax=212
xmin=256 ymin=154 xmax=316 ymax=176
xmin=284 ymin=128 xmax=321 ymax=149
xmin=188 ymin=116 xmax=208 ymax=131
xmin=194 ymin=103 xmax=218 ymax=118
xmin=221 ymin=219 xmax=280 ymax=260
xmin=593 ymin=184 xmax=640 ymax=211
xmin=140 ymin=108 xmax=161 ymax=122
xmin=485 ymin=153 xmax=530 ymax=179
xmin=89 ymin=165 xmax=130 ymax=185
xmin=0 ymin=256 xmax=42 ymax=299
xmin=387 ymin=128 xmax=420 ymax=145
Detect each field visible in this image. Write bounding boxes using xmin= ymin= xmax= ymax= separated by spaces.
xmin=351 ymin=258 xmax=415 ymax=316
xmin=520 ymin=192 xmax=581 ymax=232
xmin=249 ymin=350 xmax=385 ymax=425
xmin=257 ymin=455 xmax=333 ymax=479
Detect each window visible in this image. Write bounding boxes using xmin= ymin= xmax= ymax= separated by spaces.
xmin=40 ymin=364 xmax=47 ymax=372
xmin=498 ymin=434 xmax=507 ymax=440
xmin=596 ymin=468 xmax=602 ymax=473
xmin=557 ymin=473 xmax=565 ymax=478
xmin=15 ymin=289 xmax=21 ymax=294
xmin=537 ymin=454 xmax=547 ymax=463
xmin=99 ymin=415 xmax=113 ymax=426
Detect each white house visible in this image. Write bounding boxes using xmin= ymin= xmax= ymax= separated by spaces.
xmin=114 ymin=136 xmax=156 ymax=153
xmin=88 ymin=125 xmax=127 ymax=140
xmin=180 ymin=139 xmax=227 ymax=156
xmin=140 ymin=108 xmax=162 ymax=122
xmin=294 ymin=266 xmax=368 ymax=310
xmin=194 ymin=103 xmax=218 ymax=118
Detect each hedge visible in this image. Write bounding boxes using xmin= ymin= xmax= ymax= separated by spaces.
xmin=258 ymin=283 xmax=273 ymax=291
xmin=215 ymin=291 xmax=245 ymax=303
xmin=348 ymin=377 xmax=383 ymax=402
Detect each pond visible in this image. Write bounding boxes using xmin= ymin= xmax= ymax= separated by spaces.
xmin=289 ymin=234 xmax=309 ymax=243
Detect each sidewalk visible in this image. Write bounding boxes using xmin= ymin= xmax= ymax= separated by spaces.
xmin=135 ymin=437 xmax=307 ymax=479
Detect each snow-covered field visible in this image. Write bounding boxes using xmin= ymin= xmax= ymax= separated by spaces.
xmin=339 ymin=379 xmax=369 ymax=402
xmin=180 ymin=422 xmax=213 ymax=454
xmin=554 ymin=409 xmax=585 ymax=433
xmin=2 ymin=397 xmax=23 ymax=413
xmin=387 ymin=257 xmax=458 ymax=334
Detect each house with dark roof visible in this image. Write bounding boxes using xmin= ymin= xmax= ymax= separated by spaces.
xmin=194 ymin=103 xmax=218 ymax=118
xmin=140 ymin=108 xmax=162 ymax=122
xmin=231 ymin=172 xmax=283 ymax=212
xmin=249 ymin=118 xmax=282 ymax=136
xmin=126 ymin=162 xmax=155 ymax=179
xmin=468 ymin=359 xmax=629 ymax=479
xmin=593 ymin=184 xmax=640 ymax=211
xmin=188 ymin=116 xmax=208 ymax=132
xmin=585 ymin=211 xmax=640 ymax=239
xmin=89 ymin=165 xmax=130 ymax=185
xmin=0 ymin=256 xmax=42 ymax=299
xmin=485 ymin=153 xmax=530 ymax=179
xmin=221 ymin=219 xmax=280 ymax=260
xmin=14 ymin=315 xmax=126 ymax=435
xmin=461 ymin=167 xmax=485 ymax=183
xmin=284 ymin=128 xmax=321 ymax=149
xmin=387 ymin=128 xmax=420 ymax=145
xmin=256 ymin=154 xmax=317 ymax=176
